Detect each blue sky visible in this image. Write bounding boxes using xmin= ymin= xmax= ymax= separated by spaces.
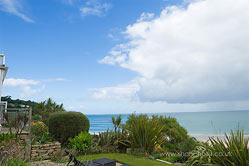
xmin=0 ymin=0 xmax=249 ymax=114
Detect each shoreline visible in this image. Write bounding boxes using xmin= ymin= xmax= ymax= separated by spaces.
xmin=89 ymin=131 xmax=249 ymax=142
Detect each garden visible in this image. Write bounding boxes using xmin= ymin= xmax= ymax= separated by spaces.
xmin=0 ymin=98 xmax=248 ymax=166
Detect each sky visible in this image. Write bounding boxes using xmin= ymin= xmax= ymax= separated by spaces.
xmin=0 ymin=0 xmax=248 ymax=114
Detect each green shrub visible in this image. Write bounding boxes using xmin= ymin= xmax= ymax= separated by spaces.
xmin=185 ymin=144 xmax=212 ymax=166
xmin=32 ymin=114 xmax=42 ymax=122
xmin=209 ymin=129 xmax=249 ymax=166
xmin=124 ymin=114 xmax=165 ymax=154
xmin=152 ymin=115 xmax=188 ymax=144
xmin=186 ymin=130 xmax=249 ymax=166
xmin=96 ymin=129 xmax=129 ymax=153
xmin=178 ymin=136 xmax=198 ymax=153
xmin=68 ymin=132 xmax=93 ymax=152
xmin=163 ymin=155 xmax=182 ymax=163
xmin=163 ymin=142 xmax=177 ymax=151
xmin=48 ymin=111 xmax=89 ymax=144
xmin=97 ymin=130 xmax=115 ymax=148
xmin=0 ymin=158 xmax=27 ymax=166
xmin=32 ymin=132 xmax=54 ymax=144
xmin=0 ymin=133 xmax=14 ymax=142
xmin=33 ymin=98 xmax=65 ymax=125
xmin=31 ymin=121 xmax=48 ymax=137
xmin=31 ymin=121 xmax=53 ymax=144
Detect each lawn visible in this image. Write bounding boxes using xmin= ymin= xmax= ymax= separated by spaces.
xmin=77 ymin=153 xmax=172 ymax=166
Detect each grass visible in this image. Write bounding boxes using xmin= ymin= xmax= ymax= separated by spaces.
xmin=77 ymin=153 xmax=172 ymax=166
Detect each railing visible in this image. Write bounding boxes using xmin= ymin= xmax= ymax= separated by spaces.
xmin=0 ymin=107 xmax=32 ymax=160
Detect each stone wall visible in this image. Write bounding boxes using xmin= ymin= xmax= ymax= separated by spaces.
xmin=31 ymin=142 xmax=61 ymax=159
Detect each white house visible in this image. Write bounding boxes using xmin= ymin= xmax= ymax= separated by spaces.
xmin=0 ymin=54 xmax=8 ymax=129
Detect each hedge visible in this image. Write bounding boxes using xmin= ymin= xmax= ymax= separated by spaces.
xmin=48 ymin=111 xmax=89 ymax=144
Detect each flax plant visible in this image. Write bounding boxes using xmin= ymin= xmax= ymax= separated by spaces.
xmin=209 ymin=129 xmax=249 ymax=166
xmin=126 ymin=114 xmax=166 ymax=154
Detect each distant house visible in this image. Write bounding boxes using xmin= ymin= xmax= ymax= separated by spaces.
xmin=0 ymin=54 xmax=8 ymax=128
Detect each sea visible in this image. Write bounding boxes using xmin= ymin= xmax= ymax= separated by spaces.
xmin=86 ymin=110 xmax=249 ymax=140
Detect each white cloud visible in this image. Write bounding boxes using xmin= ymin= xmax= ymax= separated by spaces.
xmin=3 ymin=78 xmax=66 ymax=98
xmin=67 ymin=105 xmax=87 ymax=111
xmin=4 ymin=78 xmax=39 ymax=87
xmin=80 ymin=0 xmax=112 ymax=17
xmin=137 ymin=12 xmax=154 ymax=23
xmin=20 ymin=85 xmax=45 ymax=98
xmin=42 ymin=78 xmax=67 ymax=83
xmin=60 ymin=0 xmax=77 ymax=5
xmin=99 ymin=0 xmax=249 ymax=103
xmin=90 ymin=81 xmax=139 ymax=100
xmin=0 ymin=0 xmax=33 ymax=22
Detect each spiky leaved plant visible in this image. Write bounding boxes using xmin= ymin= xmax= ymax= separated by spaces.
xmin=126 ymin=114 xmax=166 ymax=154
xmin=112 ymin=115 xmax=122 ymax=133
xmin=209 ymin=129 xmax=249 ymax=166
xmin=185 ymin=144 xmax=212 ymax=166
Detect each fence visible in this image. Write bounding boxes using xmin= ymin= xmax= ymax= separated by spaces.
xmin=0 ymin=107 xmax=32 ymax=160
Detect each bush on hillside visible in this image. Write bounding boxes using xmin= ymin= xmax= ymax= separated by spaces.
xmin=31 ymin=121 xmax=54 ymax=144
xmin=68 ymin=132 xmax=93 ymax=152
xmin=152 ymin=115 xmax=188 ymax=144
xmin=186 ymin=129 xmax=249 ymax=166
xmin=124 ymin=114 xmax=166 ymax=154
xmin=48 ymin=111 xmax=89 ymax=144
xmin=209 ymin=129 xmax=249 ymax=166
xmin=31 ymin=121 xmax=48 ymax=137
xmin=34 ymin=98 xmax=65 ymax=125
xmin=32 ymin=114 xmax=42 ymax=122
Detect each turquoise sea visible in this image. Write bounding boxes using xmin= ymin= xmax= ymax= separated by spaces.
xmin=86 ymin=110 xmax=249 ymax=140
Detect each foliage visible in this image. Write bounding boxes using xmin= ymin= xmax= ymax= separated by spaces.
xmin=90 ymin=143 xmax=102 ymax=154
xmin=163 ymin=142 xmax=177 ymax=151
xmin=0 ymin=139 xmax=27 ymax=165
xmin=93 ymin=115 xmax=129 ymax=153
xmin=31 ymin=121 xmax=53 ymax=144
xmin=48 ymin=111 xmax=89 ymax=144
xmin=152 ymin=115 xmax=188 ymax=144
xmin=33 ymin=98 xmax=65 ymax=125
xmin=68 ymin=132 xmax=93 ymax=152
xmin=150 ymin=146 xmax=182 ymax=163
xmin=185 ymin=144 xmax=212 ymax=166
xmin=163 ymin=155 xmax=182 ymax=163
xmin=77 ymin=153 xmax=172 ymax=166
xmin=3 ymin=112 xmax=29 ymax=142
xmin=0 ymin=133 xmax=15 ymax=142
xmin=32 ymin=114 xmax=42 ymax=122
xmin=31 ymin=121 xmax=48 ymax=137
xmin=178 ymin=136 xmax=198 ymax=153
xmin=1 ymin=96 xmax=37 ymax=109
xmin=124 ymin=114 xmax=166 ymax=154
xmin=97 ymin=130 xmax=114 ymax=148
xmin=31 ymin=132 xmax=54 ymax=145
xmin=1 ymin=113 xmax=30 ymax=163
xmin=0 ymin=158 xmax=27 ymax=166
xmin=112 ymin=115 xmax=122 ymax=133
xmin=186 ymin=130 xmax=249 ymax=166
xmin=209 ymin=129 xmax=249 ymax=166
xmin=96 ymin=129 xmax=129 ymax=153
xmin=50 ymin=150 xmax=69 ymax=163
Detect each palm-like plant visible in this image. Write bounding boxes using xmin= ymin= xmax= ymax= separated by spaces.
xmin=186 ymin=129 xmax=249 ymax=166
xmin=112 ymin=115 xmax=122 ymax=133
xmin=33 ymin=98 xmax=65 ymax=124
xmin=186 ymin=144 xmax=212 ymax=166
xmin=209 ymin=129 xmax=249 ymax=166
xmin=125 ymin=114 xmax=166 ymax=154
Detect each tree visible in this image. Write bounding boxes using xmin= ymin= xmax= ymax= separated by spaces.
xmin=33 ymin=98 xmax=65 ymax=124
xmin=112 ymin=115 xmax=122 ymax=133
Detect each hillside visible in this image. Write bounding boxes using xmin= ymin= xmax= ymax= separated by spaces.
xmin=1 ymin=96 xmax=38 ymax=109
